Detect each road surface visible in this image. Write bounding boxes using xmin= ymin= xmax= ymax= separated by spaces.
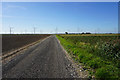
xmin=2 ymin=35 xmax=78 ymax=78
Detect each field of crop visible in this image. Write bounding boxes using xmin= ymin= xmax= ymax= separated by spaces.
xmin=2 ymin=34 xmax=50 ymax=54
xmin=57 ymin=34 xmax=120 ymax=79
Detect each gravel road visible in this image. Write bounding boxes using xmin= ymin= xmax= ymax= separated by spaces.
xmin=2 ymin=35 xmax=78 ymax=78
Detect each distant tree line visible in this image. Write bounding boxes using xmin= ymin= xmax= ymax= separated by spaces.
xmin=65 ymin=32 xmax=118 ymax=34
xmin=65 ymin=32 xmax=91 ymax=34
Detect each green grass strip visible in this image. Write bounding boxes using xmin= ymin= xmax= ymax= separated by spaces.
xmin=56 ymin=35 xmax=120 ymax=79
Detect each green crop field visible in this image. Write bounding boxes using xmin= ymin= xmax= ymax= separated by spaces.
xmin=56 ymin=34 xmax=120 ymax=79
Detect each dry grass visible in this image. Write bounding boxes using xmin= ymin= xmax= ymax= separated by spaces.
xmin=60 ymin=34 xmax=120 ymax=37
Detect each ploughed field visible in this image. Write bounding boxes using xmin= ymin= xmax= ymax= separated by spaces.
xmin=57 ymin=34 xmax=120 ymax=79
xmin=2 ymin=34 xmax=50 ymax=54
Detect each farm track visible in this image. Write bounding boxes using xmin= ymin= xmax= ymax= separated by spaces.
xmin=2 ymin=35 xmax=79 ymax=78
xmin=2 ymin=37 xmax=47 ymax=61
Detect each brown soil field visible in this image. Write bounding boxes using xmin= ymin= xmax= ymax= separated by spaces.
xmin=2 ymin=34 xmax=50 ymax=54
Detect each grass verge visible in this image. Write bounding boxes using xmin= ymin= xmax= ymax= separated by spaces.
xmin=56 ymin=35 xmax=120 ymax=80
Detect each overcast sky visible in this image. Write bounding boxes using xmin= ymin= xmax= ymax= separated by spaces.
xmin=2 ymin=2 xmax=118 ymax=34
